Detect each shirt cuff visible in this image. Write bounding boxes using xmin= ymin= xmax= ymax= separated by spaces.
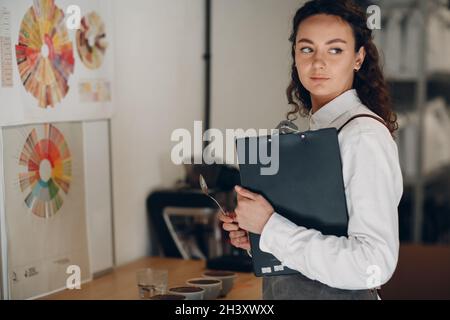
xmin=259 ymin=212 xmax=306 ymax=259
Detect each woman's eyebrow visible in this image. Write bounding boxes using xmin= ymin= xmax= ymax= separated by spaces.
xmin=297 ymin=38 xmax=347 ymax=45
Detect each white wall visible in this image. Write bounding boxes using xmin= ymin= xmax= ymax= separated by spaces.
xmin=111 ymin=0 xmax=204 ymax=265
xmin=211 ymin=0 xmax=308 ymax=132
xmin=110 ymin=0 xmax=308 ymax=265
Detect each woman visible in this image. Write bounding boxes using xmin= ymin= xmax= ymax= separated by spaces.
xmin=219 ymin=0 xmax=403 ymax=300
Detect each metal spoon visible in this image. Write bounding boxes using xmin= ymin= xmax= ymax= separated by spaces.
xmin=199 ymin=174 xmax=229 ymax=216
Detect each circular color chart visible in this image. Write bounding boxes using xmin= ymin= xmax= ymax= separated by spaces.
xmin=15 ymin=0 xmax=74 ymax=108
xmin=76 ymin=11 xmax=108 ymax=69
xmin=18 ymin=124 xmax=72 ymax=218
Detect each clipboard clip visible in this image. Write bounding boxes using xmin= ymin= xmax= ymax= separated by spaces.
xmin=273 ymin=120 xmax=307 ymax=140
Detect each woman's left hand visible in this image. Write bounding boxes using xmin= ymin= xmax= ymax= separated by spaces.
xmin=232 ymin=185 xmax=275 ymax=235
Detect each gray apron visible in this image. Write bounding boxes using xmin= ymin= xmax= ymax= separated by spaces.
xmin=261 ymin=114 xmax=387 ymax=300
xmin=263 ymin=273 xmax=378 ymax=300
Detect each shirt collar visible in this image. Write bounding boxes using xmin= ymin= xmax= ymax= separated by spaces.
xmin=309 ymin=89 xmax=362 ymax=130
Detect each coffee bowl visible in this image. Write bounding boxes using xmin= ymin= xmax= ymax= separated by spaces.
xmin=202 ymin=270 xmax=237 ymax=297
xmin=186 ymin=278 xmax=222 ymax=300
xmin=168 ymin=286 xmax=205 ymax=300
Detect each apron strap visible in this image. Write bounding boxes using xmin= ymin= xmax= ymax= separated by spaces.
xmin=337 ymin=114 xmax=389 ymax=135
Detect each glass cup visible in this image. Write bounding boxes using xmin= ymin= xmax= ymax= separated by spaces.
xmin=136 ymin=268 xmax=168 ymax=299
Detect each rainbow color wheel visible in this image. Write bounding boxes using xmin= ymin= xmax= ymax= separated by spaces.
xmin=15 ymin=0 xmax=74 ymax=108
xmin=76 ymin=11 xmax=108 ymax=69
xmin=18 ymin=124 xmax=72 ymax=218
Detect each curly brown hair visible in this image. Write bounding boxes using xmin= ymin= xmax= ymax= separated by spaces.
xmin=286 ymin=0 xmax=398 ymax=135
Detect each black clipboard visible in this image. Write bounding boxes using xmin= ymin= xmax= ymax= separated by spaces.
xmin=235 ymin=128 xmax=349 ymax=277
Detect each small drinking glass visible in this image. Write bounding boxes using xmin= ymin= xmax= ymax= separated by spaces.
xmin=136 ymin=268 xmax=168 ymax=299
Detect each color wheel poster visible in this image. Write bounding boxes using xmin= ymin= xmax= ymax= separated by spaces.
xmin=0 ymin=0 xmax=114 ymax=126
xmin=2 ymin=122 xmax=90 ymax=299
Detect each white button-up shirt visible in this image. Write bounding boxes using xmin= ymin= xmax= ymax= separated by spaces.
xmin=259 ymin=89 xmax=403 ymax=290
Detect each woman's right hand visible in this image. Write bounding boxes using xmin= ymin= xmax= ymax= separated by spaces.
xmin=218 ymin=212 xmax=251 ymax=251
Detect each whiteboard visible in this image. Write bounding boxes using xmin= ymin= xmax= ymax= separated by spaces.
xmin=2 ymin=122 xmax=90 ymax=299
xmin=0 ymin=119 xmax=114 ymax=299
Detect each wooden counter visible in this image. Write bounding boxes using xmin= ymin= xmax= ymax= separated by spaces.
xmin=43 ymin=257 xmax=262 ymax=300
xmin=42 ymin=245 xmax=450 ymax=300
